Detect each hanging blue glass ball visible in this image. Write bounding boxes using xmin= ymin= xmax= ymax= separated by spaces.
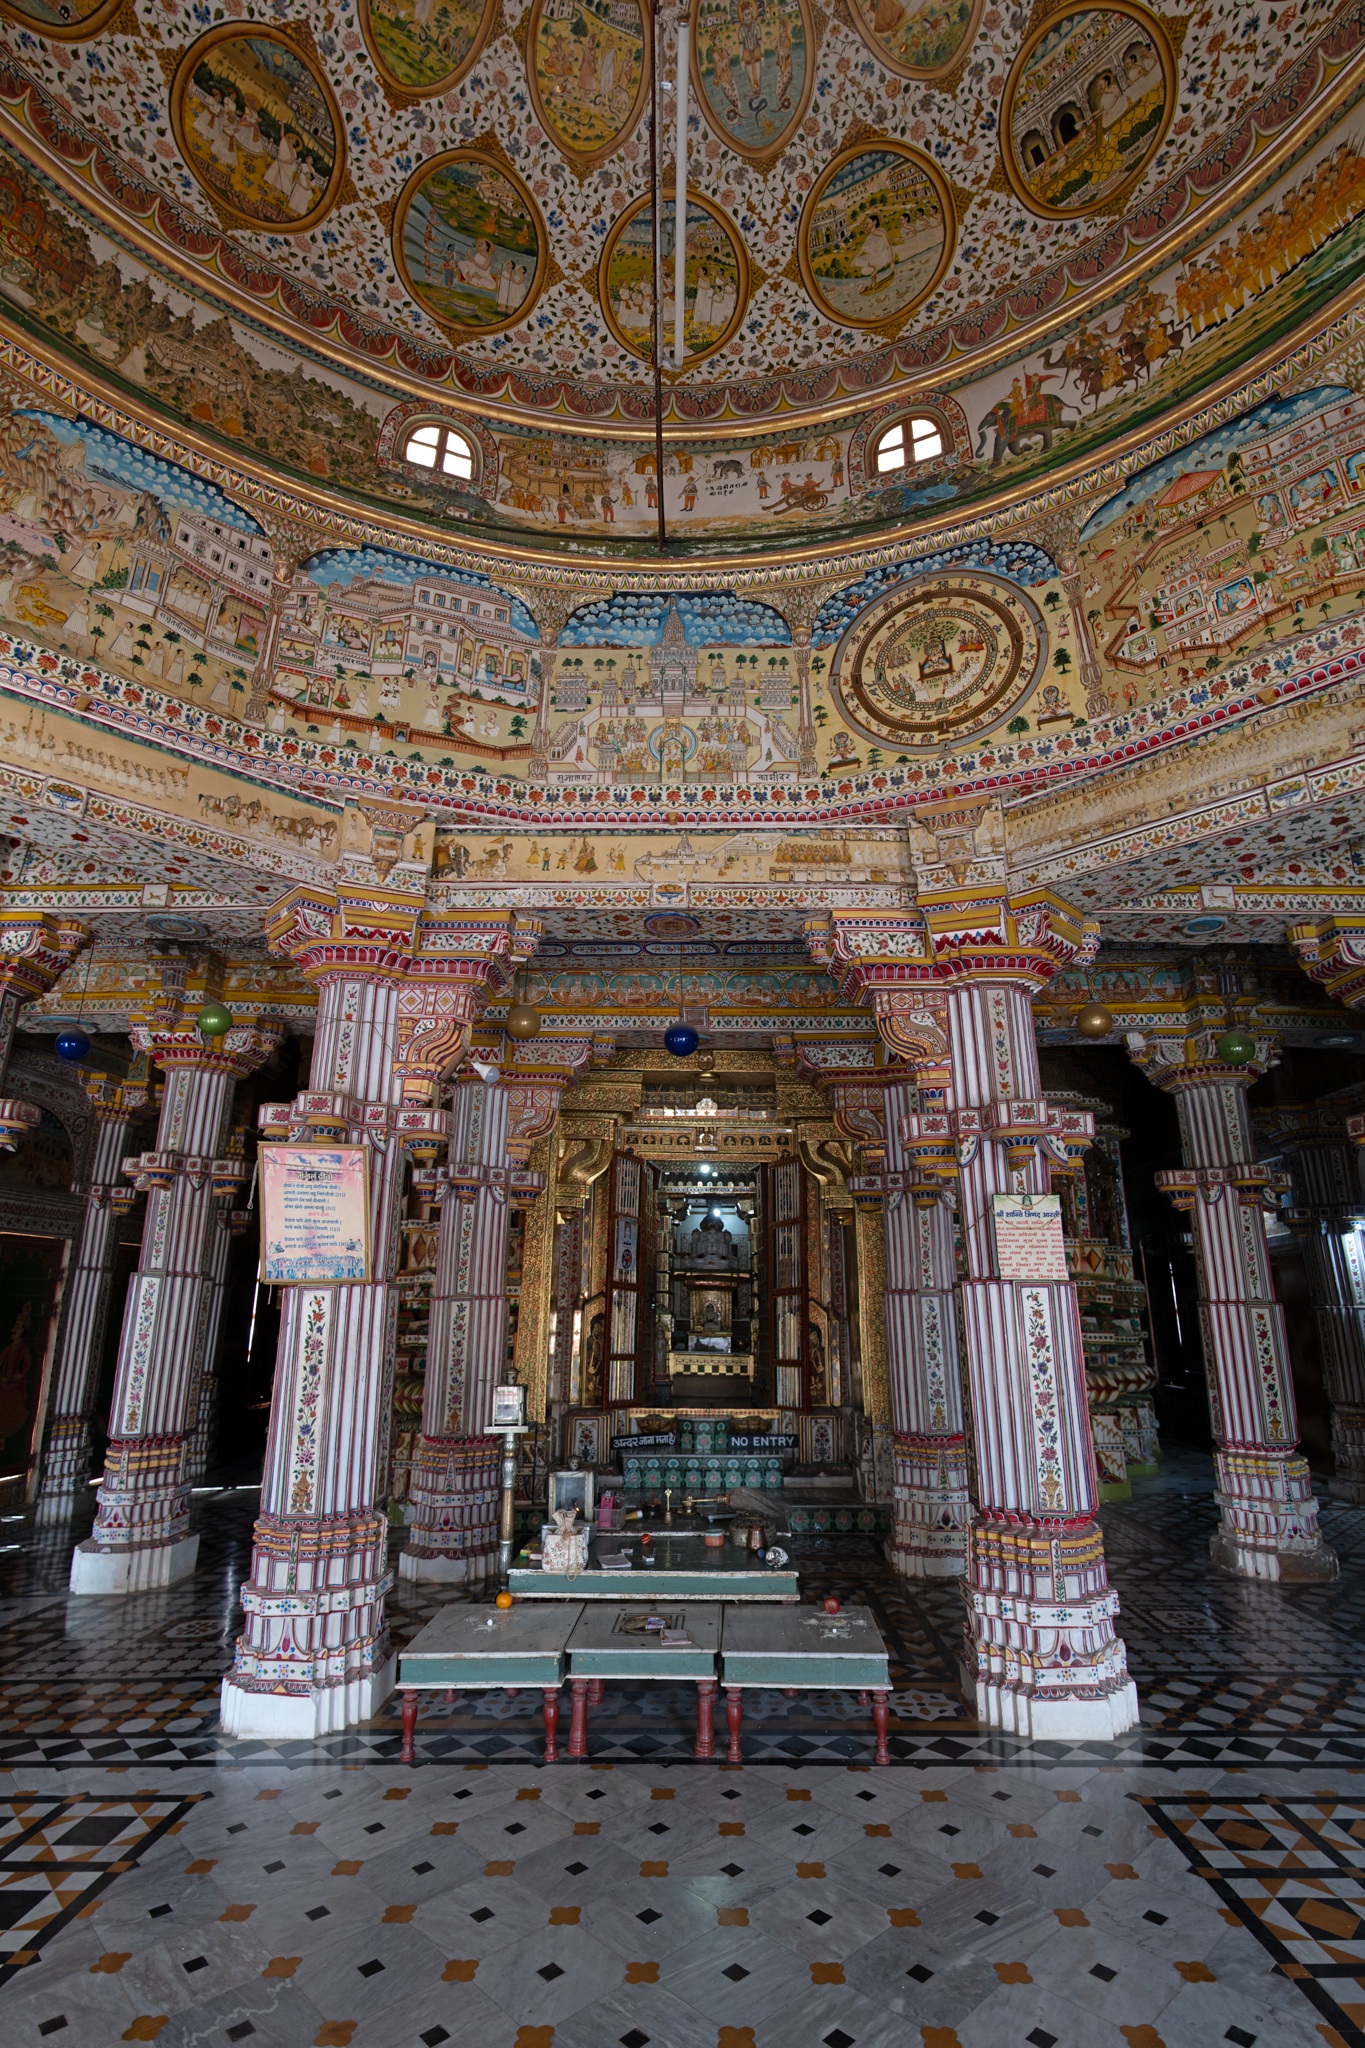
xmin=54 ymin=1027 xmax=91 ymax=1063
xmin=664 ymin=1023 xmax=699 ymax=1057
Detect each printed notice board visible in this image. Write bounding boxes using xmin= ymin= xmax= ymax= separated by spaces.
xmin=990 ymin=1192 xmax=1068 ymax=1281
xmin=260 ymin=1145 xmax=371 ymax=1284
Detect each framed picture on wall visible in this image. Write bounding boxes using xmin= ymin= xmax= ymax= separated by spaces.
xmin=568 ymin=1413 xmax=602 ymax=1467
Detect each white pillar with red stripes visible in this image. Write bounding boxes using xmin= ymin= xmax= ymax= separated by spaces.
xmin=36 ymin=1076 xmax=149 ymax=1521
xmin=221 ymin=882 xmax=540 ymax=1739
xmin=400 ymin=1072 xmax=512 ymax=1583
xmin=1135 ymin=1032 xmax=1337 ymax=1581
xmin=70 ymin=1021 xmax=277 ymax=1594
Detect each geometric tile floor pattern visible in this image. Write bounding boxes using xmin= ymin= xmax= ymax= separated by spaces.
xmin=2 ymin=1446 xmax=1365 ymax=2043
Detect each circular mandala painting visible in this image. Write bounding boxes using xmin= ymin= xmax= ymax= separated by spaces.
xmin=832 ymin=575 xmax=1047 ymax=750
xmin=170 ymin=26 xmax=346 ymax=234
xmin=393 ymin=151 xmax=548 ymax=337
xmin=1000 ymin=3 xmax=1176 ymax=217
xmin=798 ymin=143 xmax=954 ymax=330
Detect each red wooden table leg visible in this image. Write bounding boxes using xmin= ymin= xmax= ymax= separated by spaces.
xmin=439 ymin=1688 xmax=456 ymax=1710
xmin=724 ymin=1686 xmax=743 ymax=1764
xmin=871 ymin=1690 xmax=890 ymax=1766
xmin=695 ymin=1678 xmax=717 ymax=1760
xmin=567 ymin=1677 xmax=589 ymax=1759
xmin=856 ymin=1689 xmax=870 ymax=1707
xmin=542 ymin=1686 xmax=561 ymax=1764
xmin=399 ymin=1689 xmax=419 ymax=1765
xmin=504 ymin=1687 xmax=521 ymax=1699
xmin=586 ymin=1677 xmax=605 ymax=1706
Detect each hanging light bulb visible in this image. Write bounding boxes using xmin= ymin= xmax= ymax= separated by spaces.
xmin=505 ymin=967 xmax=541 ymax=1041
xmin=1074 ymin=1000 xmax=1114 ymax=1039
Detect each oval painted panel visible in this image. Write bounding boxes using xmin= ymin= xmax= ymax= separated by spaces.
xmin=170 ymin=26 xmax=346 ymax=235
xmin=1001 ymin=3 xmax=1176 ymax=218
xmin=0 ymin=0 xmax=125 ymax=38
xmin=798 ymin=143 xmax=953 ymax=331
xmin=358 ymin=0 xmax=501 ymax=102
xmin=527 ymin=0 xmax=651 ymax=172
xmin=393 ymin=150 xmax=548 ymax=337
xmin=845 ymin=0 xmax=983 ymax=82
xmin=691 ymin=0 xmax=817 ymax=166
xmin=599 ymin=192 xmax=749 ymax=366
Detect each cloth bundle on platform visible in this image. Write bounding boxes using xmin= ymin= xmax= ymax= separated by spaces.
xmin=541 ymin=1508 xmax=590 ymax=1576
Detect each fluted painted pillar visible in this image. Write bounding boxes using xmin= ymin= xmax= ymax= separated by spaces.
xmin=71 ymin=1012 xmax=277 ymax=1595
xmin=35 ymin=1075 xmax=150 ymax=1522
xmin=221 ymin=874 xmax=541 ymax=1740
xmin=1260 ymin=1098 xmax=1365 ymax=1504
xmin=1132 ymin=1030 xmax=1337 ymax=1582
xmin=181 ymin=1204 xmax=233 ymax=1485
xmin=807 ymin=896 xmax=1136 ymax=1737
xmin=0 ymin=908 xmax=87 ymax=1150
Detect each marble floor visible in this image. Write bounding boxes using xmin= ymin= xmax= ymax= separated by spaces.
xmin=0 ymin=1449 xmax=1362 ymax=2047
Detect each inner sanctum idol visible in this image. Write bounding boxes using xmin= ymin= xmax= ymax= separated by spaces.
xmin=831 ymin=574 xmax=1048 ymax=751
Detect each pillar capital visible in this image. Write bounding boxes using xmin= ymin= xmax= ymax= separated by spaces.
xmin=1154 ymin=1162 xmax=1287 ymax=1211
xmin=1126 ymin=1026 xmax=1280 ymax=1093
xmin=0 ymin=908 xmax=87 ymax=1004
xmin=1288 ymin=916 xmax=1365 ymax=1010
xmin=502 ymin=1037 xmax=594 ymax=1164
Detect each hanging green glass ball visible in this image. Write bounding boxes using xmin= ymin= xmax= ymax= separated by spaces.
xmin=196 ymin=1001 xmax=233 ymax=1041
xmin=1215 ymin=1028 xmax=1256 ymax=1066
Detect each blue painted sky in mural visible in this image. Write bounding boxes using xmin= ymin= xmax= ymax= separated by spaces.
xmin=1082 ymin=387 xmax=1355 ymax=540
xmin=301 ymin=547 xmax=538 ymax=636
xmin=19 ymin=413 xmax=263 ymax=533
xmin=560 ymin=592 xmax=792 ymax=648
xmin=813 ymin=539 xmax=1058 ymax=644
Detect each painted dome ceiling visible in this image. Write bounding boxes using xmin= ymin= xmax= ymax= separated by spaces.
xmin=0 ymin=0 xmax=1358 ymax=563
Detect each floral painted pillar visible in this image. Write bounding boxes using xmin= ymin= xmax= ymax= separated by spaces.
xmin=810 ymin=897 xmax=1139 ymax=1737
xmin=222 ymin=849 xmax=541 ymax=1739
xmin=1261 ymin=1097 xmax=1365 ymax=1504
xmin=36 ymin=1073 xmax=151 ymax=1521
xmin=71 ymin=963 xmax=280 ymax=1594
xmin=0 ymin=908 xmax=87 ymax=1150
xmin=1130 ymin=1025 xmax=1336 ymax=1581
xmin=399 ymin=1035 xmax=594 ymax=1585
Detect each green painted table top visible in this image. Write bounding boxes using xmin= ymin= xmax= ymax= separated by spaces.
xmin=397 ymin=1601 xmax=583 ymax=1689
xmin=510 ymin=1531 xmax=798 ymax=1601
xmin=720 ymin=1603 xmax=890 ymax=1688
xmin=566 ymin=1601 xmax=722 ymax=1680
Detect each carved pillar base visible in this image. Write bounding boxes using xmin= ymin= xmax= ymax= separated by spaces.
xmin=962 ymin=1517 xmax=1139 ymax=1741
xmin=887 ymin=1432 xmax=970 ymax=1577
xmin=1210 ymin=1447 xmax=1338 ymax=1581
xmin=1327 ymin=1397 xmax=1365 ymax=1503
xmin=70 ymin=1434 xmax=197 ymax=1592
xmin=399 ymin=1434 xmax=500 ymax=1583
xmin=34 ymin=1413 xmax=96 ymax=1524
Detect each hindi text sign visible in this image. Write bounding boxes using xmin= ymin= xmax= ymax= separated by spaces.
xmin=990 ymin=1192 xmax=1068 ymax=1281
xmin=260 ymin=1144 xmax=371 ymax=1284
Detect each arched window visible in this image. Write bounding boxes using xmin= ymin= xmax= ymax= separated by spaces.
xmin=871 ymin=414 xmax=944 ymax=476
xmin=403 ymin=421 xmax=476 ymax=480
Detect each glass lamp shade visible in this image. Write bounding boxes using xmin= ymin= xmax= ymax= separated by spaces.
xmin=505 ymin=1002 xmax=542 ymax=1040
xmin=664 ymin=1023 xmax=699 ymax=1057
xmin=196 ymin=1001 xmax=233 ymax=1041
xmin=1215 ymin=1028 xmax=1257 ymax=1066
xmin=1074 ymin=1001 xmax=1115 ymax=1039
xmin=54 ymin=1027 xmax=91 ymax=1063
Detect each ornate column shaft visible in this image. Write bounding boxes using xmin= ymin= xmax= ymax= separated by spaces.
xmin=0 ymin=908 xmax=87 ymax=1150
xmin=810 ymin=897 xmax=1138 ymax=1737
xmin=1131 ymin=1029 xmax=1337 ymax=1581
xmin=181 ymin=1197 xmax=235 ymax=1486
xmin=1261 ymin=1098 xmax=1365 ymax=1504
xmin=35 ymin=1074 xmax=150 ymax=1521
xmin=71 ymin=985 xmax=278 ymax=1594
xmin=222 ymin=864 xmax=540 ymax=1739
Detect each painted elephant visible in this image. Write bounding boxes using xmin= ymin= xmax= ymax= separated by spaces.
xmin=974 ymin=391 xmax=1078 ymax=466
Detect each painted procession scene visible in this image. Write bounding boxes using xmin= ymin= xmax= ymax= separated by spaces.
xmin=175 ymin=30 xmax=339 ymax=228
xmin=530 ymin=0 xmax=648 ymax=164
xmin=397 ymin=154 xmax=542 ymax=332
xmin=691 ymin=0 xmax=813 ymax=159
xmin=1005 ymin=7 xmax=1169 ymax=214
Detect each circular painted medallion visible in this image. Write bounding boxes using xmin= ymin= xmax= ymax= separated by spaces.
xmin=798 ymin=143 xmax=953 ymax=331
xmin=832 ymin=575 xmax=1047 ymax=750
xmin=170 ymin=26 xmax=346 ymax=235
xmin=1000 ymin=3 xmax=1176 ymax=218
xmin=0 ymin=0 xmax=125 ymax=38
xmin=393 ymin=151 xmax=548 ymax=337
xmin=527 ymin=0 xmax=651 ymax=172
xmin=844 ymin=0 xmax=984 ymax=82
xmin=358 ymin=0 xmax=501 ymax=103
xmin=599 ymin=191 xmax=749 ymax=366
xmin=691 ymin=0 xmax=818 ymax=167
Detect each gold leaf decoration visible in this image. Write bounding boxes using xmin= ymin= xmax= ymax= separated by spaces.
xmin=949 ymin=179 xmax=973 ymax=226
xmin=986 ymin=152 xmax=1010 ymax=194
xmin=1161 ymin=12 xmax=1190 ymax=58
xmin=810 ymin=3 xmax=829 ymax=51
xmin=841 ymin=119 xmax=891 ymax=152
xmin=510 ymin=6 xmax=531 ymax=60
xmin=373 ymin=197 xmax=398 ymax=234
xmin=544 ymin=252 xmax=566 ymax=293
xmin=155 ymin=47 xmax=179 ymax=87
xmin=781 ymin=249 xmax=805 ymax=288
xmin=285 ymin=17 xmax=325 ymax=65
xmin=749 ymin=259 xmax=769 ymax=295
xmin=337 ymin=173 xmax=361 ymax=211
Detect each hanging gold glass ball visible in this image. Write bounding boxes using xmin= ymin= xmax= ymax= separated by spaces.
xmin=506 ymin=1002 xmax=542 ymax=1040
xmin=1074 ymin=1001 xmax=1114 ymax=1039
